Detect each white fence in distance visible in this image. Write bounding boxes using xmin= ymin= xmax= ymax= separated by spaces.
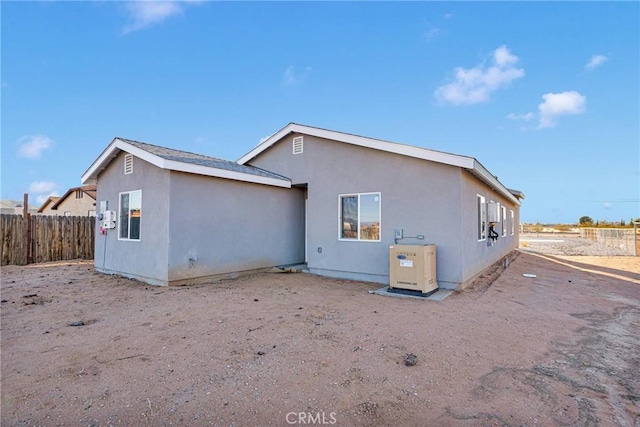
xmin=579 ymin=227 xmax=639 ymax=256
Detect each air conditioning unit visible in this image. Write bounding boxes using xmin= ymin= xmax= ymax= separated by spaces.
xmin=389 ymin=244 xmax=438 ymax=294
xmin=487 ymin=202 xmax=500 ymax=223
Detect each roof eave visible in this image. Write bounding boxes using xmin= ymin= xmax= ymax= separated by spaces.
xmin=469 ymin=160 xmax=521 ymax=206
xmin=237 ymin=123 xmax=475 ymax=169
xmin=165 ymin=159 xmax=291 ymax=188
xmin=81 ymin=138 xmax=121 ymax=184
xmin=82 ymin=138 xmax=291 ymax=189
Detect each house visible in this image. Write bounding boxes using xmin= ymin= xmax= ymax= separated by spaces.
xmin=82 ymin=123 xmax=523 ymax=289
xmin=37 ymin=185 xmax=97 ymax=216
xmin=0 ymin=200 xmax=39 ymax=216
xmin=36 ymin=196 xmax=60 ymax=215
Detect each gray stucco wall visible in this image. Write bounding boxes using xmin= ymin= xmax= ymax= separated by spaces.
xmin=460 ymin=171 xmax=520 ymax=284
xmin=96 ymin=152 xmax=305 ymax=286
xmin=248 ymin=133 xmax=468 ymax=288
xmin=94 ymin=151 xmax=171 ymax=285
xmin=166 ymin=171 xmax=305 ymax=284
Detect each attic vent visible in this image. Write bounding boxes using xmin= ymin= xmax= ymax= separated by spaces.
xmin=292 ymin=136 xmax=303 ymax=155
xmin=124 ymin=154 xmax=133 ymax=175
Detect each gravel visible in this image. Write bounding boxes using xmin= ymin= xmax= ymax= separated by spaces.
xmin=520 ymin=235 xmax=634 ymax=256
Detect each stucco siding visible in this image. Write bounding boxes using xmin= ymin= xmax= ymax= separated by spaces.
xmin=460 ymin=171 xmax=520 ymax=284
xmin=54 ymin=194 xmax=95 ymax=216
xmin=94 ymin=151 xmax=171 ymax=285
xmin=166 ymin=171 xmax=305 ymax=284
xmin=248 ymin=133 xmax=466 ymax=288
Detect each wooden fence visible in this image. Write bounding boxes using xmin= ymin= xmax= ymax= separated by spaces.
xmin=1 ymin=214 xmax=95 ymax=266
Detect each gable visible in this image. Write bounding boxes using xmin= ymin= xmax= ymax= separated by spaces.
xmin=50 ymin=186 xmax=96 ymax=210
xmin=82 ymin=138 xmax=291 ymax=189
xmin=238 ymin=123 xmax=521 ymax=205
xmin=37 ymin=196 xmax=60 ymax=213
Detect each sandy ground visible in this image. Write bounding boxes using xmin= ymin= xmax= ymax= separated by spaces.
xmin=1 ymin=251 xmax=639 ymax=426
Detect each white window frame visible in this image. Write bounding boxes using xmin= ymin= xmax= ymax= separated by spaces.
xmin=501 ymin=206 xmax=507 ymax=237
xmin=338 ymin=192 xmax=381 ymax=242
xmin=477 ymin=195 xmax=486 ymax=241
xmin=510 ymin=210 xmax=515 ymax=236
xmin=118 ymin=190 xmax=142 ymax=241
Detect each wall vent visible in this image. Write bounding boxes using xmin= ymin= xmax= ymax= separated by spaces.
xmin=293 ymin=136 xmax=303 ymax=155
xmin=124 ymin=154 xmax=133 ymax=175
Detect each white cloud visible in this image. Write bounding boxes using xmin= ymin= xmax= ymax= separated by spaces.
xmin=283 ymin=66 xmax=312 ymax=86
xmin=538 ymin=91 xmax=586 ymax=128
xmin=507 ymin=112 xmax=535 ymax=121
xmin=603 ymin=202 xmax=612 ymax=209
xmin=17 ymin=135 xmax=54 ymax=160
xmin=121 ymin=1 xmax=200 ymax=34
xmin=35 ymin=193 xmax=58 ymax=205
xmin=28 ymin=181 xmax=58 ymax=195
xmin=586 ymin=54 xmax=608 ymax=70
xmin=423 ymin=26 xmax=440 ymax=41
xmin=434 ymin=45 xmax=525 ymax=105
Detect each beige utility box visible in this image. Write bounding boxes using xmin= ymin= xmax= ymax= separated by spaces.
xmin=389 ymin=244 xmax=438 ymax=294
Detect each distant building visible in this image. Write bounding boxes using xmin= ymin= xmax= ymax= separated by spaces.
xmin=36 ymin=185 xmax=97 ymax=216
xmin=36 ymin=196 xmax=61 ymax=215
xmin=0 ymin=200 xmax=39 ymax=216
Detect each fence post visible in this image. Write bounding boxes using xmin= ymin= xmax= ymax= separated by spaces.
xmin=22 ymin=193 xmax=31 ymax=265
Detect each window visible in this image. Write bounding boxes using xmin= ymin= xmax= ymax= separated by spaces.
xmin=293 ymin=136 xmax=303 ymax=155
xmin=510 ymin=210 xmax=515 ymax=235
xmin=64 ymin=211 xmax=71 ymax=217
xmin=75 ymin=190 xmax=83 ymax=199
xmin=88 ymin=210 xmax=96 ymax=217
xmin=501 ymin=206 xmax=507 ymax=237
xmin=119 ymin=190 xmax=141 ymax=240
xmin=124 ymin=154 xmax=133 ymax=175
xmin=477 ymin=195 xmax=486 ymax=241
xmin=339 ymin=192 xmax=381 ymax=241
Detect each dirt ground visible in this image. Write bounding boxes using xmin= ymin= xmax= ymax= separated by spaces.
xmin=1 ymin=251 xmax=639 ymax=426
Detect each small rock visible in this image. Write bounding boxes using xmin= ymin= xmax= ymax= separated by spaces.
xmin=257 ymin=351 xmax=266 ymax=356
xmin=253 ymin=299 xmax=259 ymax=302
xmin=404 ymin=353 xmax=417 ymax=366
xmin=69 ymin=320 xmax=85 ymax=327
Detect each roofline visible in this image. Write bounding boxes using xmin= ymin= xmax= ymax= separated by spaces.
xmin=238 ymin=123 xmax=475 ymax=169
xmin=82 ymin=138 xmax=291 ymax=189
xmin=468 ymin=160 xmax=520 ymax=205
xmin=50 ymin=186 xmax=97 ymax=210
xmin=508 ymin=188 xmax=526 ymax=200
xmin=37 ymin=196 xmax=60 ymax=213
xmin=238 ymin=123 xmax=519 ymax=205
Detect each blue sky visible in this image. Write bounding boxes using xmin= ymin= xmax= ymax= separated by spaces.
xmin=2 ymin=1 xmax=638 ymax=224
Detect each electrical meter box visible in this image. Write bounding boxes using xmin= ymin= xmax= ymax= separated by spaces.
xmin=103 ymin=210 xmax=116 ymax=222
xmin=389 ymin=244 xmax=438 ymax=294
xmin=102 ymin=210 xmax=117 ymax=230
